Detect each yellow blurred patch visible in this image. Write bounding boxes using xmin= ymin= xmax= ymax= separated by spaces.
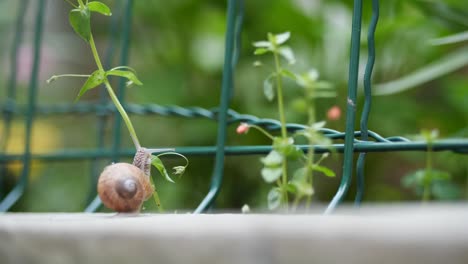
xmin=0 ymin=120 xmax=62 ymax=180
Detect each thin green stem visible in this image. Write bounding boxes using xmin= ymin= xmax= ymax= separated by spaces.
xmin=149 ymin=175 xmax=164 ymax=212
xmin=89 ymin=34 xmax=104 ymax=71
xmin=64 ymin=0 xmax=78 ymax=8
xmin=77 ymin=0 xmax=85 ymax=8
xmin=273 ymin=49 xmax=288 ymax=210
xmin=249 ymin=124 xmax=275 ymax=140
xmin=305 ymin=153 xmax=314 ymax=207
xmin=104 ymin=80 xmax=141 ymax=149
xmin=292 ymin=194 xmax=302 ymax=212
xmin=156 ymin=152 xmax=190 ymax=170
xmin=422 ymin=141 xmax=433 ymax=202
xmin=305 ymin=103 xmax=316 ymax=209
xmin=47 ymin=74 xmax=90 ymax=83
xmin=89 ymin=31 xmax=140 ymax=150
xmin=273 ymin=53 xmax=288 ymax=138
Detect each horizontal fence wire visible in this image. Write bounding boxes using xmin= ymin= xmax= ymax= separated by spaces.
xmin=2 ymin=102 xmax=467 ymax=146
xmin=1 ymin=104 xmax=467 ymax=162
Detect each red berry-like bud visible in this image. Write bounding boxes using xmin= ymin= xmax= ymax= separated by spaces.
xmin=236 ymin=123 xmax=250 ymax=134
xmin=327 ymin=106 xmax=341 ymax=121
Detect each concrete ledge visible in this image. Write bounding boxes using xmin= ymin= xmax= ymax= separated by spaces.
xmin=1 ymin=204 xmax=468 ymax=264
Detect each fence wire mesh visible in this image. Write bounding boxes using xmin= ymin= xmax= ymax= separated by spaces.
xmin=0 ymin=0 xmax=467 ymax=213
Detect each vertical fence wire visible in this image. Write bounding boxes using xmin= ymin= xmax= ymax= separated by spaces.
xmin=85 ymin=0 xmax=124 ymax=211
xmin=355 ymin=0 xmax=379 ymax=205
xmin=0 ymin=0 xmax=46 ymax=212
xmin=194 ymin=0 xmax=243 ymax=213
xmin=85 ymin=0 xmax=133 ymax=212
xmin=112 ymin=0 xmax=134 ymax=161
xmin=325 ymin=0 xmax=363 ymax=214
xmin=0 ymin=0 xmax=29 ymax=199
xmin=228 ymin=0 xmax=244 ymax=100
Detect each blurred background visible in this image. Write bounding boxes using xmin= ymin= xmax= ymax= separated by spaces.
xmin=0 ymin=0 xmax=467 ymax=212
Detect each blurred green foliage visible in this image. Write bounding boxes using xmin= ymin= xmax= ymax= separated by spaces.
xmin=0 ymin=0 xmax=466 ymax=212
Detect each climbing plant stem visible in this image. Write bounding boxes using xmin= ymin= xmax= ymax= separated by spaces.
xmin=422 ymin=140 xmax=433 ymax=202
xmin=104 ymin=80 xmax=141 ymax=149
xmin=89 ymin=34 xmax=104 ymax=71
xmin=305 ymin=103 xmax=316 ymax=209
xmin=89 ymin=32 xmax=141 ymax=150
xmin=149 ymin=175 xmax=164 ymax=212
xmin=273 ymin=48 xmax=289 ymax=209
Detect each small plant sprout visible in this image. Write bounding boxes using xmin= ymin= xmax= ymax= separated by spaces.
xmin=239 ymin=31 xmax=336 ymax=211
xmin=49 ymin=0 xmax=188 ymax=212
xmin=241 ymin=204 xmax=251 ymax=214
xmin=402 ymin=129 xmax=459 ymax=202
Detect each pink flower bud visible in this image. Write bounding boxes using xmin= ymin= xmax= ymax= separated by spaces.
xmin=236 ymin=123 xmax=250 ymax=134
xmin=327 ymin=106 xmax=341 ymax=121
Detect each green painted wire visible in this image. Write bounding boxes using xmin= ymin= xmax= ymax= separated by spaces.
xmin=85 ymin=0 xmax=125 ymax=212
xmin=194 ymin=0 xmax=242 ymax=213
xmin=0 ymin=0 xmax=29 ymax=199
xmin=228 ymin=0 xmax=244 ymax=100
xmin=325 ymin=0 xmax=363 ymax=215
xmin=355 ymin=0 xmax=380 ymax=205
xmin=0 ymin=0 xmax=46 ymax=212
xmin=112 ymin=0 xmax=133 ymax=161
xmin=0 ymin=140 xmax=466 ymax=163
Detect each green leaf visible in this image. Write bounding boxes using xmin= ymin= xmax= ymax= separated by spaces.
xmin=310 ymin=121 xmax=326 ymax=130
xmin=429 ymin=31 xmax=468 ymax=46
xmin=374 ymin=47 xmax=468 ymax=95
xmin=254 ymin=48 xmax=269 ymax=55
xmin=106 ymin=69 xmax=143 ymax=86
xmin=402 ymin=170 xmax=426 ymax=187
xmin=275 ymin=32 xmax=291 ymax=45
xmin=296 ymin=69 xmax=320 ymax=88
xmin=261 ymin=150 xmax=283 ymax=167
xmin=298 ymin=127 xmax=332 ymax=146
xmin=432 ymin=180 xmax=462 ymax=200
xmin=291 ymin=168 xmax=313 ymax=196
xmin=315 ymin=81 xmax=334 ymax=89
xmin=151 ymin=155 xmax=175 ymax=183
xmin=421 ymin=129 xmax=439 ymax=142
xmin=278 ymin=47 xmax=295 ymax=64
xmin=311 ymin=165 xmax=335 ymax=177
xmin=285 ymin=183 xmax=297 ymax=194
xmin=261 ymin=167 xmax=282 ymax=183
xmin=306 ymin=69 xmax=319 ymax=81
xmin=272 ymin=137 xmax=303 ymax=159
xmin=87 ymin=1 xmax=112 ymax=16
xmin=75 ymin=70 xmax=105 ymax=101
xmin=293 ymin=167 xmax=307 ymax=181
xmin=260 ymin=150 xmax=283 ymax=183
xmin=263 ymin=77 xmax=275 ymax=101
xmin=428 ymin=170 xmax=450 ymax=180
xmin=252 ymin=41 xmax=271 ymax=48
xmin=253 ymin=61 xmax=263 ymax=67
xmin=293 ymin=181 xmax=314 ymax=196
xmin=172 ymin=166 xmax=186 ymax=175
xmin=267 ymin=187 xmax=281 ymax=210
xmin=69 ymin=8 xmax=91 ymax=42
xmin=280 ymin=69 xmax=297 ymax=80
xmin=291 ymin=98 xmax=307 ymax=113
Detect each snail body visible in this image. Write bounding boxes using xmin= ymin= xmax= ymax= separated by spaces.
xmin=98 ymin=149 xmax=154 ymax=213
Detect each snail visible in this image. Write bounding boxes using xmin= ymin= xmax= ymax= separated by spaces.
xmin=97 ymin=147 xmax=171 ymax=213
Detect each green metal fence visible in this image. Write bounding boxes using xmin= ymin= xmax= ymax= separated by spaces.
xmin=1 ymin=0 xmax=467 ymax=213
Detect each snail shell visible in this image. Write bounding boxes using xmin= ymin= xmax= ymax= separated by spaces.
xmin=97 ymin=162 xmax=154 ymax=213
